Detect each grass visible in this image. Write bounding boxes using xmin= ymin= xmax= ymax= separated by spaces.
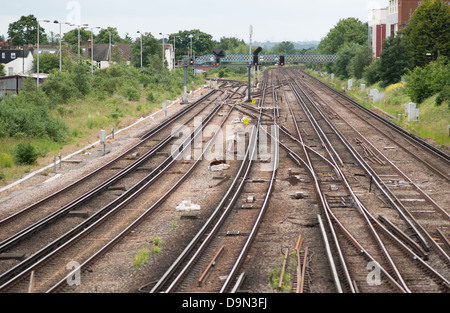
xmin=306 ymin=69 xmax=450 ymax=149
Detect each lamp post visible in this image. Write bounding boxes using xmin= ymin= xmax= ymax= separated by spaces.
xmin=137 ymin=31 xmax=143 ymax=68
xmin=107 ymin=28 xmax=112 ymax=62
xmin=159 ymin=32 xmax=165 ymax=68
xmin=31 ymin=18 xmax=50 ymax=89
xmin=53 ymin=20 xmax=62 ymax=72
xmin=173 ymin=35 xmax=179 ymax=69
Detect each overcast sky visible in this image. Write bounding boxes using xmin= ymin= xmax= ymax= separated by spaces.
xmin=1 ymin=0 xmax=389 ymax=43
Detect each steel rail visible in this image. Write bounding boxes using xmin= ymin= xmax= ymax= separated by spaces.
xmin=0 ymin=89 xmax=226 ymax=255
xmin=297 ymin=79 xmax=450 ymax=265
xmin=47 ymin=95 xmax=241 ymax=293
xmin=220 ymin=71 xmax=279 ymax=293
xmin=0 ymin=88 xmax=221 ymax=229
xmin=0 ymin=92 xmax=231 ymax=292
xmin=302 ymin=70 xmax=450 ymax=163
xmin=266 ymin=126 xmax=408 ymax=293
xmin=293 ymin=74 xmax=449 ymax=289
xmin=300 ymin=78 xmax=450 ymax=220
xmin=289 ymin=77 xmax=412 ymax=292
xmin=277 ymin=69 xmax=348 ymax=292
xmin=150 ymin=106 xmax=261 ymax=293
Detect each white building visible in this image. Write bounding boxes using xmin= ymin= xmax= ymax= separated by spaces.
xmin=368 ymin=7 xmax=388 ymax=58
xmin=0 ymin=49 xmax=34 ymax=76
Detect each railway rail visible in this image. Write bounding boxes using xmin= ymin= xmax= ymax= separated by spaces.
xmin=0 ymin=66 xmax=447 ymax=294
xmin=0 ymin=82 xmax=247 ymax=292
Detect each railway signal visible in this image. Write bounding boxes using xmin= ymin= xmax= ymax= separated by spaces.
xmin=280 ymin=55 xmax=285 ymax=66
xmin=253 ymin=55 xmax=259 ymax=66
xmin=190 ymin=58 xmax=194 ymax=66
xmin=212 ymin=49 xmax=226 ymax=67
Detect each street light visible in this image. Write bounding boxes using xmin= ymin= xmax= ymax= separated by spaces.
xmin=86 ymin=25 xmax=101 ymax=75
xmin=106 ymin=28 xmax=112 ymax=62
xmin=172 ymin=35 xmax=180 ymax=68
xmin=137 ymin=31 xmax=143 ymax=68
xmin=159 ymin=32 xmax=167 ymax=68
xmin=53 ymin=20 xmax=62 ymax=72
xmin=31 ymin=18 xmax=51 ymax=89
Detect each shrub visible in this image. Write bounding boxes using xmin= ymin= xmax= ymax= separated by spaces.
xmin=13 ymin=143 xmax=39 ymax=165
xmin=405 ymin=56 xmax=450 ymax=103
xmin=436 ymin=85 xmax=450 ymax=108
xmin=0 ymin=153 xmax=14 ymax=168
xmin=120 ymin=85 xmax=140 ymax=101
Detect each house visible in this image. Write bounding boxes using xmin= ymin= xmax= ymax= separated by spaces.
xmin=83 ymin=43 xmax=132 ymax=69
xmin=0 ymin=48 xmax=34 ymax=76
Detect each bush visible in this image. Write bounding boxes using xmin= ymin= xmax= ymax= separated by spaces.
xmin=405 ymin=56 xmax=450 ymax=103
xmin=13 ymin=143 xmax=39 ymax=165
xmin=0 ymin=99 xmax=68 ymax=142
xmin=0 ymin=153 xmax=14 ymax=168
xmin=120 ymin=85 xmax=140 ymax=101
xmin=436 ymin=85 xmax=450 ymax=108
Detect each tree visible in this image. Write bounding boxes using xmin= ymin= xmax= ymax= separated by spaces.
xmin=333 ymin=42 xmax=362 ymax=79
xmin=348 ymin=45 xmax=373 ymax=79
xmin=378 ymin=36 xmax=414 ymax=87
xmin=168 ymin=30 xmax=215 ymax=62
xmin=318 ymin=18 xmax=368 ymax=55
xmin=8 ymin=15 xmax=48 ymax=45
xmin=216 ymin=37 xmax=247 ymax=54
xmin=363 ymin=59 xmax=382 ymax=85
xmin=405 ymin=56 xmax=450 ymax=103
xmin=271 ymin=41 xmax=297 ymax=54
xmin=131 ymin=32 xmax=162 ymax=68
xmin=62 ymin=28 xmax=92 ymax=50
xmin=402 ymin=0 xmax=450 ymax=67
xmin=33 ymin=52 xmax=60 ymax=74
xmin=95 ymin=27 xmax=129 ymax=44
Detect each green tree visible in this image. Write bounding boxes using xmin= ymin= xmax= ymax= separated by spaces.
xmin=33 ymin=52 xmax=60 ymax=74
xmin=131 ymin=32 xmax=162 ymax=68
xmin=348 ymin=45 xmax=373 ymax=79
xmin=405 ymin=56 xmax=450 ymax=103
xmin=333 ymin=42 xmax=362 ymax=79
xmin=168 ymin=30 xmax=215 ymax=62
xmin=216 ymin=37 xmax=245 ymax=52
xmin=8 ymin=15 xmax=48 ymax=45
xmin=378 ymin=36 xmax=414 ymax=87
xmin=271 ymin=41 xmax=297 ymax=54
xmin=402 ymin=0 xmax=450 ymax=67
xmin=95 ymin=27 xmax=128 ymax=44
xmin=62 ymin=28 xmax=92 ymax=53
xmin=363 ymin=58 xmax=381 ymax=85
xmin=318 ymin=18 xmax=368 ymax=55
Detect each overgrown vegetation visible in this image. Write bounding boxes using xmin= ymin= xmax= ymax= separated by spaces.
xmin=0 ymin=43 xmax=203 ymax=185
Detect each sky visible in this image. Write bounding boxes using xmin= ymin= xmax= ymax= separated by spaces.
xmin=0 ymin=0 xmax=389 ymax=43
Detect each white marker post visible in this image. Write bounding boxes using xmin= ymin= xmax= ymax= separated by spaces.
xmin=100 ymin=129 xmax=106 ymax=155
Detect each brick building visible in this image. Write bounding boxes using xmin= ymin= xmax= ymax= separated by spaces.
xmin=370 ymin=0 xmax=450 ymax=57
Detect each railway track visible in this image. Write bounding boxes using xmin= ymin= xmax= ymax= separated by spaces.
xmin=0 ymin=66 xmax=447 ymax=294
xmin=149 ymin=69 xmax=278 ymax=293
xmin=0 ymin=82 xmax=248 ymax=292
xmin=277 ymin=67 xmax=449 ymax=292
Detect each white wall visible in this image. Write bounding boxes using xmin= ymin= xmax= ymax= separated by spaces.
xmin=4 ymin=52 xmax=34 ymax=75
